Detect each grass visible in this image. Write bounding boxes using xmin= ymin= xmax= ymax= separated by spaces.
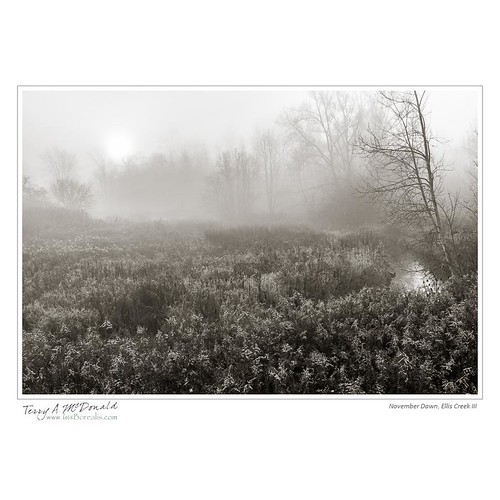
xmin=22 ymin=212 xmax=478 ymax=394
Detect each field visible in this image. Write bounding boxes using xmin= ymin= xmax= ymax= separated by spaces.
xmin=22 ymin=209 xmax=478 ymax=395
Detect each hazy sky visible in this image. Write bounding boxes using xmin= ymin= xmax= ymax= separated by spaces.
xmin=21 ymin=87 xmax=480 ymax=185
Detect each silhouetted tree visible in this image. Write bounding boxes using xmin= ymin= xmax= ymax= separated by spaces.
xmin=358 ymin=91 xmax=460 ymax=276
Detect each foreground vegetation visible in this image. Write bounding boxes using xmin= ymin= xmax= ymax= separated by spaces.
xmin=22 ymin=211 xmax=477 ymax=394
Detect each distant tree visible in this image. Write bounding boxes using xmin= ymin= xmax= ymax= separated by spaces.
xmin=358 ymin=91 xmax=461 ymax=276
xmin=49 ymin=178 xmax=92 ymax=211
xmin=210 ymin=147 xmax=257 ymax=220
xmin=280 ymin=92 xmax=368 ymax=224
xmin=43 ymin=148 xmax=77 ymax=180
xmin=210 ymin=151 xmax=234 ymax=217
xmin=254 ymin=129 xmax=283 ymax=217
xmin=281 ymin=91 xmax=365 ymax=187
xmin=90 ymin=151 xmax=111 ymax=192
xmin=43 ymin=148 xmax=92 ymax=210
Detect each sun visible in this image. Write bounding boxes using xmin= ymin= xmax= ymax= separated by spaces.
xmin=107 ymin=133 xmax=133 ymax=162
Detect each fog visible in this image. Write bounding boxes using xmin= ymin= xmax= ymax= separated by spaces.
xmin=21 ymin=87 xmax=480 ymax=397
xmin=22 ymin=90 xmax=308 ymax=181
xmin=21 ymin=87 xmax=479 ymax=225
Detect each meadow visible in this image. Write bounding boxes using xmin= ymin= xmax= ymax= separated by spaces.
xmin=22 ymin=208 xmax=478 ymax=395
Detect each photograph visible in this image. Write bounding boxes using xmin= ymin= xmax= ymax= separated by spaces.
xmin=20 ymin=86 xmax=480 ymax=396
xmin=4 ymin=2 xmax=499 ymax=499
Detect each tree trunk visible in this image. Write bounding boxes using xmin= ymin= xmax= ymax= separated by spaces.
xmin=414 ymin=91 xmax=456 ymax=277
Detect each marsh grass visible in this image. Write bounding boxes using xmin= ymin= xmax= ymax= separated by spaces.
xmin=22 ymin=219 xmax=478 ymax=394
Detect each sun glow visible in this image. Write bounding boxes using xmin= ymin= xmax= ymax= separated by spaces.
xmin=107 ymin=133 xmax=133 ymax=162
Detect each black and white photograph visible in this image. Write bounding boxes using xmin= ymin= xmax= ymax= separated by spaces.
xmin=3 ymin=2 xmax=499 ymax=499
xmin=20 ymin=86 xmax=480 ymax=395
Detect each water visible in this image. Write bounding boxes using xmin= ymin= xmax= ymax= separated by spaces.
xmin=392 ymin=258 xmax=438 ymax=291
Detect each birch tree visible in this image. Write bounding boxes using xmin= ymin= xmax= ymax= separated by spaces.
xmin=358 ymin=91 xmax=459 ymax=276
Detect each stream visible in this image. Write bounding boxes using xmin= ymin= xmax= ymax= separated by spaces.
xmin=391 ymin=257 xmax=439 ymax=291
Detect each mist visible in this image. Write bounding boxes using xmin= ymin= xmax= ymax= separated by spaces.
xmin=22 ymin=86 xmax=480 ymax=396
xmin=22 ymin=88 xmax=478 ymax=225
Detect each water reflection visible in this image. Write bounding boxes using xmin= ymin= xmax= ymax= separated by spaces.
xmin=392 ymin=258 xmax=439 ymax=291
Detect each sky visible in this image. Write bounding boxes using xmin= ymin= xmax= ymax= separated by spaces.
xmin=21 ymin=87 xmax=480 ymax=185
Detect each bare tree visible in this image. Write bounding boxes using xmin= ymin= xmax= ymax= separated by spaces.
xmin=50 ymin=178 xmax=93 ymax=210
xmin=210 ymin=147 xmax=257 ymax=220
xmin=254 ymin=129 xmax=283 ymax=216
xmin=358 ymin=91 xmax=459 ymax=276
xmin=280 ymin=92 xmax=369 ymax=224
xmin=210 ymin=151 xmax=235 ymax=217
xmin=43 ymin=148 xmax=92 ymax=210
xmin=43 ymin=148 xmax=77 ymax=181
xmin=281 ymin=91 xmax=365 ymax=187
xmin=90 ymin=151 xmax=110 ymax=191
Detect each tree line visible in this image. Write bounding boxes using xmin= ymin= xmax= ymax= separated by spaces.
xmin=23 ymin=90 xmax=478 ymax=277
